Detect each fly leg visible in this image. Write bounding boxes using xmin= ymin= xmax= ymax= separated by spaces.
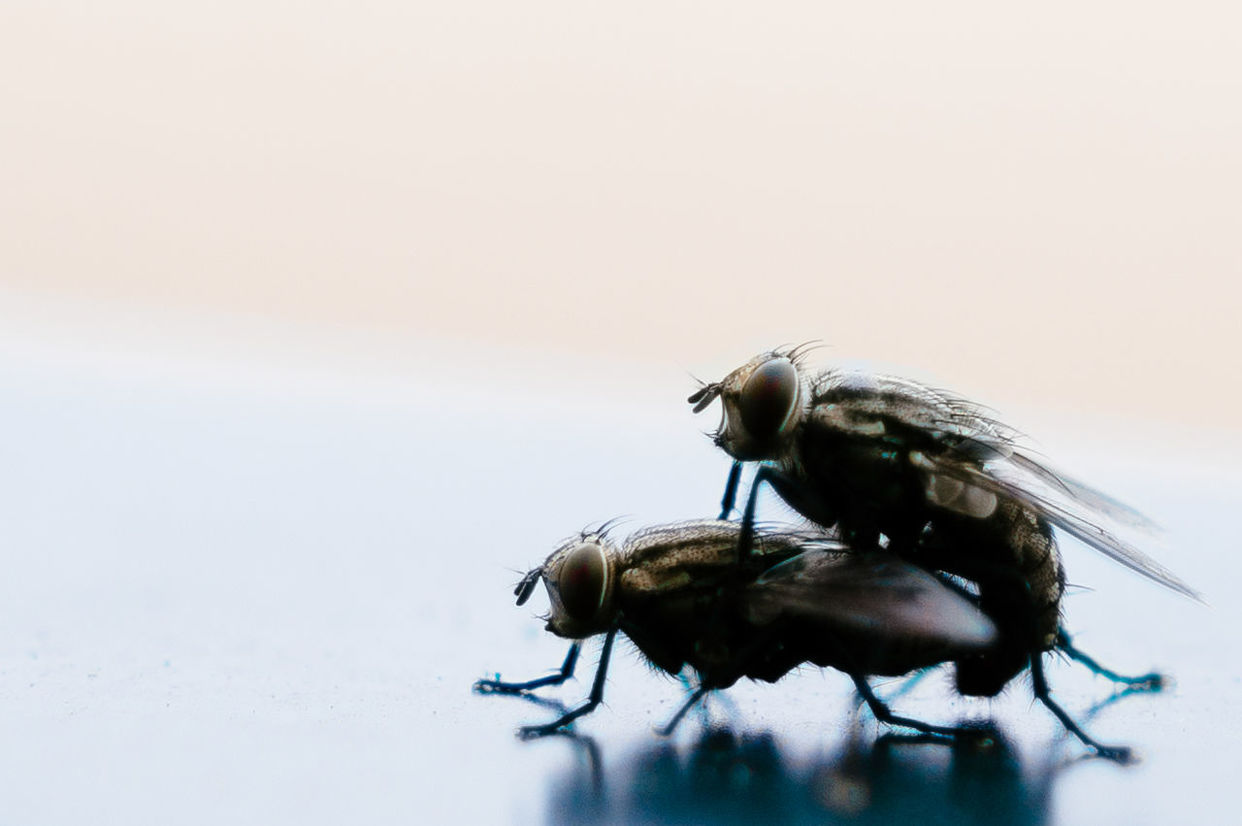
xmin=1030 ymin=652 xmax=1135 ymax=763
xmin=737 ymin=465 xmax=836 ymax=560
xmin=657 ymin=628 xmax=785 ymax=737
xmin=877 ymin=668 xmax=933 ymax=705
xmin=474 ymin=641 xmax=581 ymax=694
xmin=654 ymin=686 xmax=710 ymax=737
xmin=519 ymin=629 xmax=617 ymax=739
xmin=1055 ymin=630 xmax=1163 ymax=691
xmin=851 ymin=674 xmax=988 ymax=740
xmin=718 ymin=460 xmax=743 ymax=519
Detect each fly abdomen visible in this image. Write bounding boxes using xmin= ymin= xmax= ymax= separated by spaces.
xmin=928 ymin=500 xmax=1066 ymax=697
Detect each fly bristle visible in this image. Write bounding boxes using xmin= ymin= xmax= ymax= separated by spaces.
xmin=579 ymin=515 xmax=628 ymax=541
xmin=782 ymin=340 xmax=826 ymax=370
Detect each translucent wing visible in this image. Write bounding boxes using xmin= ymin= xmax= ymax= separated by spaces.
xmin=915 ymin=450 xmax=1200 ymax=600
xmin=744 ymin=549 xmax=997 ymax=650
xmin=812 ymin=371 xmax=1197 ymax=600
xmin=1004 ymin=451 xmax=1163 ymax=533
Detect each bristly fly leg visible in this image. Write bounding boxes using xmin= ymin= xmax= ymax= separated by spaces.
xmin=877 ymin=668 xmax=934 ymax=705
xmin=655 ymin=686 xmax=710 ymax=737
xmin=1030 ymin=652 xmax=1135 ymax=764
xmin=519 ymin=629 xmax=617 ymax=739
xmin=851 ymin=674 xmax=989 ymax=740
xmin=474 ymin=642 xmax=581 ymax=695
xmin=718 ymin=460 xmax=743 ymax=519
xmin=1055 ymin=629 xmax=1164 ymax=691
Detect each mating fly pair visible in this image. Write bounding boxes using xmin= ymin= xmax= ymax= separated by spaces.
xmin=476 ymin=347 xmax=1197 ymax=761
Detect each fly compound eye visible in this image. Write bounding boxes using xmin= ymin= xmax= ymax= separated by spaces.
xmin=739 ymin=357 xmax=799 ymax=438
xmin=557 ymin=542 xmax=609 ymax=622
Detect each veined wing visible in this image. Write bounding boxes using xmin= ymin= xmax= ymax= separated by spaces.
xmin=1004 ymin=451 xmax=1163 ymax=533
xmin=744 ymin=549 xmax=998 ymax=650
xmin=813 ymin=371 xmax=1193 ymax=599
xmin=910 ymin=449 xmax=1201 ymax=601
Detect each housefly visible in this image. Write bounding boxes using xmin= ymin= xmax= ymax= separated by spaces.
xmin=473 ymin=519 xmax=1142 ymax=761
xmin=687 ymin=347 xmax=1194 ymax=705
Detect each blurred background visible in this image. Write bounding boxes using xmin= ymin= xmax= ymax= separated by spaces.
xmin=1 ymin=2 xmax=1239 ymax=824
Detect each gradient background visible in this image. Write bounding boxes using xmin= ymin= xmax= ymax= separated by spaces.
xmin=1 ymin=3 xmax=1239 ymax=824
xmin=4 ymin=1 xmax=1239 ymax=421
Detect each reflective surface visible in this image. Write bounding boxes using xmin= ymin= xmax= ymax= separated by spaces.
xmin=0 ymin=347 xmax=1236 ymax=824
xmin=537 ymin=725 xmax=1054 ymax=826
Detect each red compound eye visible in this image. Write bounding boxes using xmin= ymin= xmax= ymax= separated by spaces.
xmin=739 ymin=358 xmax=799 ymax=438
xmin=557 ymin=543 xmax=607 ymax=621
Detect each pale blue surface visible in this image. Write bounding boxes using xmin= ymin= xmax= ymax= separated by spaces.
xmin=0 ymin=352 xmax=1235 ymax=824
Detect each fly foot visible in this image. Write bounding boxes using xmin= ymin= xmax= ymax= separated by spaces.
xmin=473 ymin=676 xmax=531 ymax=695
xmin=1093 ymin=744 xmax=1138 ymax=765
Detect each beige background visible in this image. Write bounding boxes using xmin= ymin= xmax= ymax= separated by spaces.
xmin=2 ymin=2 xmax=1239 ymax=423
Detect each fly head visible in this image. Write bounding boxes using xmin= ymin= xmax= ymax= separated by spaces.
xmin=532 ymin=531 xmax=622 ymax=639
xmin=688 ymin=349 xmax=808 ymax=461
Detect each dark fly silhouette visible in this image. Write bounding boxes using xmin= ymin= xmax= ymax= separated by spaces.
xmin=687 ymin=347 xmax=1194 ymax=755
xmin=473 ymin=519 xmax=1145 ymax=761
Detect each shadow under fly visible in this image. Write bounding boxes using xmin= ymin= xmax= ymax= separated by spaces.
xmin=476 ymin=519 xmax=1007 ymax=746
xmin=540 ymin=724 xmax=1054 ymax=826
xmin=687 ymin=347 xmax=1195 ymax=760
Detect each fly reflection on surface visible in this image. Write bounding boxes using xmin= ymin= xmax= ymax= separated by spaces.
xmin=539 ymin=725 xmax=1054 ymax=826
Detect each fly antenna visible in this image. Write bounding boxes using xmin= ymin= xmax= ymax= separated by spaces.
xmin=514 ymin=568 xmax=542 ymax=605
xmin=688 ymin=383 xmax=722 ymax=412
